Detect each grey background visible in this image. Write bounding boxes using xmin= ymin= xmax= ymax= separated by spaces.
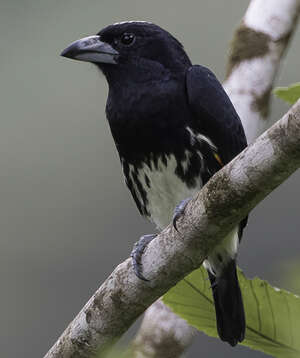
xmin=1 ymin=1 xmax=299 ymax=357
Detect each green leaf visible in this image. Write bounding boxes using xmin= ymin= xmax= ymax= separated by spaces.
xmin=163 ymin=266 xmax=300 ymax=358
xmin=274 ymin=83 xmax=300 ymax=104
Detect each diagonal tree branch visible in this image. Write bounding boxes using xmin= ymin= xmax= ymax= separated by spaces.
xmin=44 ymin=99 xmax=300 ymax=358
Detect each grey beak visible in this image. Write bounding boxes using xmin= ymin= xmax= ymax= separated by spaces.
xmin=61 ymin=35 xmax=119 ymax=64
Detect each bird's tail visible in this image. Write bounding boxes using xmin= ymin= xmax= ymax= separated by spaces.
xmin=207 ymin=259 xmax=245 ymax=346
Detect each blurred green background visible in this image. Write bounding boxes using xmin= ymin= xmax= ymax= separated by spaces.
xmin=1 ymin=1 xmax=299 ymax=357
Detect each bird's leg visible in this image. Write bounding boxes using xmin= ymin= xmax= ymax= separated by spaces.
xmin=131 ymin=196 xmax=192 ymax=280
xmin=172 ymin=197 xmax=192 ymax=231
xmin=131 ymin=234 xmax=157 ymax=281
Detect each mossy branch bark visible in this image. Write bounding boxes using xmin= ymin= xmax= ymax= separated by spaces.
xmin=44 ymin=99 xmax=300 ymax=358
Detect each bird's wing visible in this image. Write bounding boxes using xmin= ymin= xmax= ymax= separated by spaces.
xmin=186 ymin=65 xmax=247 ymax=165
xmin=186 ymin=64 xmax=248 ymax=237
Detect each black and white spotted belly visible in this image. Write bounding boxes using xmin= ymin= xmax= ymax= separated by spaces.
xmin=122 ymin=150 xmax=204 ymax=229
xmin=121 ymin=127 xmax=222 ymax=229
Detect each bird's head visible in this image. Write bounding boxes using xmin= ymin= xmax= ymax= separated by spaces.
xmin=61 ymin=21 xmax=191 ymax=83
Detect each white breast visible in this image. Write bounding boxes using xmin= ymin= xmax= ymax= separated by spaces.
xmin=127 ymin=152 xmax=202 ymax=230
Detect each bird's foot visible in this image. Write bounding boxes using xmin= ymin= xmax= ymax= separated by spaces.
xmin=131 ymin=234 xmax=157 ymax=281
xmin=172 ymin=197 xmax=192 ymax=231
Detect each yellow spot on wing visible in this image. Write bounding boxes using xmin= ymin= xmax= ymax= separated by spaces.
xmin=214 ymin=153 xmax=223 ymax=166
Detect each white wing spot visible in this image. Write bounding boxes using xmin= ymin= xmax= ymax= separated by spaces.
xmin=186 ymin=126 xmax=217 ymax=151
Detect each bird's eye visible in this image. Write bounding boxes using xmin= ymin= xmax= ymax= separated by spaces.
xmin=120 ymin=33 xmax=135 ymax=46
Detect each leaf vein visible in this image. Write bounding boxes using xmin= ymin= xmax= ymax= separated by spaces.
xmin=264 ymin=282 xmax=276 ymax=341
xmin=183 ymin=278 xmax=213 ymax=305
xmin=250 ymin=279 xmax=262 ymax=332
xmin=284 ymin=292 xmax=294 ymax=348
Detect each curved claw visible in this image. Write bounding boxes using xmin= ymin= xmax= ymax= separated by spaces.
xmin=131 ymin=257 xmax=149 ymax=282
xmin=172 ymin=197 xmax=192 ymax=232
xmin=172 ymin=213 xmax=180 ymax=232
xmin=131 ymin=234 xmax=157 ymax=281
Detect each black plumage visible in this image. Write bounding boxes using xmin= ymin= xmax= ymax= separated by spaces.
xmin=61 ymin=21 xmax=247 ymax=346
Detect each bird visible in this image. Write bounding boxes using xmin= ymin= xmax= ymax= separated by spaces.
xmin=61 ymin=21 xmax=247 ymax=346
